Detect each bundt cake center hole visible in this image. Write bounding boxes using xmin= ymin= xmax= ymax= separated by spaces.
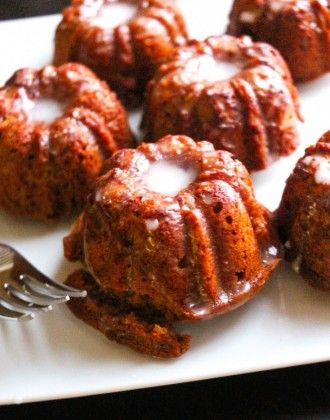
xmin=25 ymin=96 xmax=65 ymax=124
xmin=91 ymin=2 xmax=136 ymax=29
xmin=143 ymin=160 xmax=198 ymax=196
xmin=190 ymin=54 xmax=239 ymax=82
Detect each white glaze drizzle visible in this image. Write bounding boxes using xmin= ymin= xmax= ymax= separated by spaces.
xmin=303 ymin=155 xmax=330 ymax=185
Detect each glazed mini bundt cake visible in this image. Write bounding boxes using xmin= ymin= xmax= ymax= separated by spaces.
xmin=0 ymin=63 xmax=133 ymax=221
xmin=142 ymin=35 xmax=301 ymax=172
xmin=227 ymin=0 xmax=330 ymax=82
xmin=64 ymin=134 xmax=281 ymax=357
xmin=277 ymin=131 xmax=330 ymax=290
xmin=54 ymin=0 xmax=188 ymax=106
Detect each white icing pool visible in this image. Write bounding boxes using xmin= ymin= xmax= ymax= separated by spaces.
xmin=188 ymin=54 xmax=239 ymax=83
xmin=91 ymin=2 xmax=136 ymax=29
xmin=143 ymin=160 xmax=198 ymax=196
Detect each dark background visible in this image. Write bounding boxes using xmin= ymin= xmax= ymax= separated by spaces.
xmin=0 ymin=0 xmax=69 ymax=20
xmin=0 ymin=1 xmax=329 ymax=419
xmin=1 ymin=362 xmax=330 ymax=419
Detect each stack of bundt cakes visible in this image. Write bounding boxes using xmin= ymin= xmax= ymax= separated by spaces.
xmin=64 ymin=135 xmax=281 ymax=357
xmin=227 ymin=0 xmax=330 ymax=82
xmin=1 ymin=0 xmax=329 ymax=358
xmin=277 ymin=131 xmax=330 ymax=290
xmin=142 ymin=35 xmax=301 ymax=171
xmin=54 ymin=0 xmax=188 ymax=106
xmin=0 ymin=63 xmax=133 ymax=221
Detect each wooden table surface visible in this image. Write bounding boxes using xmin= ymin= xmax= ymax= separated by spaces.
xmin=0 ymin=1 xmax=329 ymax=418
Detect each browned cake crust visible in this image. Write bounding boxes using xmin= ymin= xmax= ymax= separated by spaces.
xmin=277 ymin=131 xmax=330 ymax=290
xmin=64 ymin=134 xmax=280 ymax=357
xmin=66 ymin=269 xmax=191 ymax=358
xmin=227 ymin=0 xmax=330 ymax=82
xmin=142 ymin=35 xmax=301 ymax=171
xmin=0 ymin=63 xmax=133 ymax=221
xmin=54 ymin=0 xmax=188 ymax=106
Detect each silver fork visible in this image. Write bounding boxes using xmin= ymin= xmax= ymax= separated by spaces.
xmin=0 ymin=243 xmax=86 ymax=321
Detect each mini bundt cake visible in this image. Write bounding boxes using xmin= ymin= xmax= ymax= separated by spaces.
xmin=227 ymin=0 xmax=330 ymax=82
xmin=64 ymin=134 xmax=281 ymax=357
xmin=54 ymin=0 xmax=188 ymax=106
xmin=0 ymin=63 xmax=133 ymax=221
xmin=142 ymin=35 xmax=301 ymax=172
xmin=277 ymin=131 xmax=330 ymax=290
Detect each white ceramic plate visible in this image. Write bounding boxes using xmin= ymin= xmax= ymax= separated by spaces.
xmin=0 ymin=0 xmax=329 ymax=406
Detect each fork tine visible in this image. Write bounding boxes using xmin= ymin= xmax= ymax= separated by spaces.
xmin=4 ymin=283 xmax=69 ymax=306
xmin=0 ymin=313 xmax=34 ymax=322
xmin=0 ymin=243 xmax=87 ymax=322
xmin=36 ymin=277 xmax=87 ymax=298
xmin=0 ymin=243 xmax=87 ymax=298
xmin=19 ymin=274 xmax=70 ymax=300
xmin=0 ymin=295 xmax=52 ymax=313
xmin=0 ymin=302 xmax=35 ymax=321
